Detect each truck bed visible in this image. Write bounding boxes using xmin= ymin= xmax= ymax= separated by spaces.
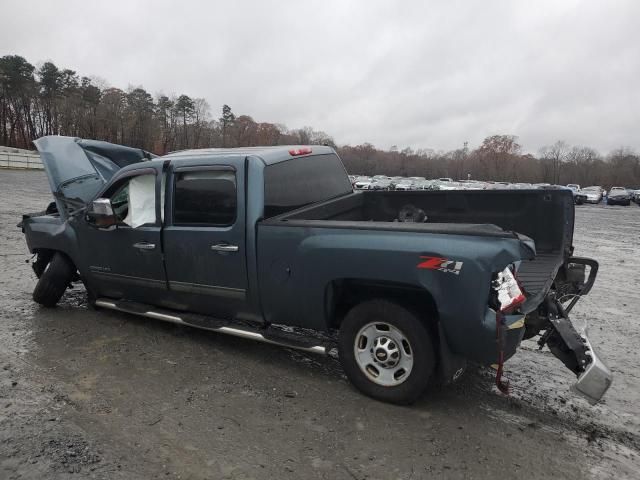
xmin=263 ymin=188 xmax=574 ymax=302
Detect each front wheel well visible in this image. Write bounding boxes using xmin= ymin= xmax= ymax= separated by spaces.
xmin=32 ymin=249 xmax=78 ymax=279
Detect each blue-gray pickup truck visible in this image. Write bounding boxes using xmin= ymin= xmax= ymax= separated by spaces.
xmin=20 ymin=136 xmax=612 ymax=405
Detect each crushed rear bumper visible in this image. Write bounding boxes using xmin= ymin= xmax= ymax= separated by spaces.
xmin=545 ymin=313 xmax=612 ymax=405
xmin=571 ymin=329 xmax=613 ymax=404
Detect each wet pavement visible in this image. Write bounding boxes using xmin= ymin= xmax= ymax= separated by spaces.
xmin=0 ymin=169 xmax=639 ymax=479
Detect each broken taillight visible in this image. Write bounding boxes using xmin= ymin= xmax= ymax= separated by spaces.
xmin=492 ymin=266 xmax=526 ymax=313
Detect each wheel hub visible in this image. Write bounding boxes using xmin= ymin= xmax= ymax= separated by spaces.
xmin=371 ymin=336 xmax=400 ymax=368
xmin=354 ymin=322 xmax=414 ymax=387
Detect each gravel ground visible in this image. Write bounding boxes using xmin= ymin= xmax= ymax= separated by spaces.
xmin=0 ymin=169 xmax=638 ymax=479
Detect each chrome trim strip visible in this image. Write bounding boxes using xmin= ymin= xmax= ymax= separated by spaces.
xmin=168 ymin=281 xmax=246 ymax=300
xmin=217 ymin=327 xmax=326 ymax=354
xmin=145 ymin=311 xmax=183 ymax=324
xmin=91 ymin=271 xmax=166 ymax=288
xmin=94 ymin=299 xmax=326 ymax=355
xmin=94 ymin=300 xmax=117 ymax=308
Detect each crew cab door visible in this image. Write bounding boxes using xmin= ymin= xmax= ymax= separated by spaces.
xmin=78 ymin=166 xmax=167 ymax=304
xmin=163 ymin=160 xmax=247 ymax=319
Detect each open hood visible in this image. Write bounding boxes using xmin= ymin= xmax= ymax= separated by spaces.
xmin=34 ymin=136 xmax=155 ymax=216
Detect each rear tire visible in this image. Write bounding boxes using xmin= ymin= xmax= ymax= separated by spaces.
xmin=32 ymin=253 xmax=75 ymax=307
xmin=338 ymin=299 xmax=435 ymax=405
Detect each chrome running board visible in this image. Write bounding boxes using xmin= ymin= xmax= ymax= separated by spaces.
xmin=94 ymin=299 xmax=327 ymax=355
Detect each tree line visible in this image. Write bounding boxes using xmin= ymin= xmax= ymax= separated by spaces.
xmin=342 ymin=137 xmax=640 ymax=187
xmin=1 ymin=54 xmax=639 ymax=187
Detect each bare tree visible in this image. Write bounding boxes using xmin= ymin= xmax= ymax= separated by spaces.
xmin=539 ymin=140 xmax=569 ymax=184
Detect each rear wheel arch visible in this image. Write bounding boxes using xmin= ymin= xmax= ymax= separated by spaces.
xmin=326 ymin=279 xmax=440 ymax=334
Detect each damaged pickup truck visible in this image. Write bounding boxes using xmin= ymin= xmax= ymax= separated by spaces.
xmin=20 ymin=136 xmax=612 ymax=405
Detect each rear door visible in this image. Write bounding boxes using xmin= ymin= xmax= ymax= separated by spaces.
xmin=163 ymin=159 xmax=247 ymax=319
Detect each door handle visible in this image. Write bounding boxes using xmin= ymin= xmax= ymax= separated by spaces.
xmin=133 ymin=242 xmax=156 ymax=250
xmin=211 ymin=243 xmax=239 ymax=253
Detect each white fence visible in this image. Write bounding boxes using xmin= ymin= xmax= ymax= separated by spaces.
xmin=0 ymin=151 xmax=44 ymax=170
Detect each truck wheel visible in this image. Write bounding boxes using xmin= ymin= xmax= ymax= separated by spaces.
xmin=338 ymin=299 xmax=435 ymax=405
xmin=32 ymin=252 xmax=75 ymax=307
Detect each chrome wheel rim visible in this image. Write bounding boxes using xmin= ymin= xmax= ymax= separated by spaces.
xmin=353 ymin=322 xmax=413 ymax=386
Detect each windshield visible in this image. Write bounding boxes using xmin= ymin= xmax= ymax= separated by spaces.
xmin=264 ymin=153 xmax=352 ymax=218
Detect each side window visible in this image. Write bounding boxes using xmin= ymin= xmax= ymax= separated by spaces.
xmin=107 ymin=173 xmax=156 ymax=228
xmin=173 ymin=170 xmax=236 ymax=226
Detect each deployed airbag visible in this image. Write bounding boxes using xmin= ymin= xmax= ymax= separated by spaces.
xmin=123 ymin=175 xmax=156 ymax=228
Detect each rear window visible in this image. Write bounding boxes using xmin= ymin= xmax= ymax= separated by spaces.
xmin=173 ymin=170 xmax=237 ymax=226
xmin=263 ymin=154 xmax=352 ymax=218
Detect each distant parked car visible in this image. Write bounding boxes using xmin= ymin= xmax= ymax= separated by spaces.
xmin=461 ymin=181 xmax=488 ymax=190
xmin=560 ymin=186 xmax=586 ymax=205
xmin=353 ymin=178 xmax=372 ymax=190
xmin=567 ymin=184 xmax=581 ymax=191
xmin=580 ymin=186 xmax=603 ymax=204
xmin=557 ymin=186 xmax=587 ymax=205
xmin=435 ymin=181 xmax=460 ymax=191
xmin=437 ymin=177 xmax=454 ymax=183
xmin=415 ymin=180 xmax=438 ymax=190
xmin=607 ymin=187 xmax=631 ymax=206
xmin=393 ymin=179 xmax=415 ymax=191
xmin=369 ymin=179 xmax=393 ymax=190
xmin=625 ymin=187 xmax=640 ymax=203
xmin=488 ymin=182 xmax=512 ymax=189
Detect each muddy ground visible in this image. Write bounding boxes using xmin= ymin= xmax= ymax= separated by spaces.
xmin=0 ymin=169 xmax=638 ymax=479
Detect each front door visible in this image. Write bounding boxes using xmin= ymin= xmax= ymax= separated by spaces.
xmin=162 ymin=162 xmax=247 ymax=319
xmin=79 ymin=167 xmax=167 ymax=304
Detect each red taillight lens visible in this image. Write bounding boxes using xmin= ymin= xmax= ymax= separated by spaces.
xmin=492 ymin=266 xmax=526 ymax=313
xmin=289 ymin=147 xmax=312 ymax=156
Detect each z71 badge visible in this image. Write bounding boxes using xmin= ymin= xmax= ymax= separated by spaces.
xmin=417 ymin=256 xmax=463 ymax=275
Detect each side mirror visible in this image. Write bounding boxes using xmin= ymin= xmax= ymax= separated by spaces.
xmin=86 ymin=198 xmax=117 ymax=229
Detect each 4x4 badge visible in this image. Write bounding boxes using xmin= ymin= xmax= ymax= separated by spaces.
xmin=417 ymin=256 xmax=463 ymax=275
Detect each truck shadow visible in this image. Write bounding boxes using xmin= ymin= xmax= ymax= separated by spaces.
xmin=30 ymin=295 xmax=543 ymax=417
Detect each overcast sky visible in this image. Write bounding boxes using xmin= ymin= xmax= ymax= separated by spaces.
xmin=2 ymin=0 xmax=639 ymax=153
